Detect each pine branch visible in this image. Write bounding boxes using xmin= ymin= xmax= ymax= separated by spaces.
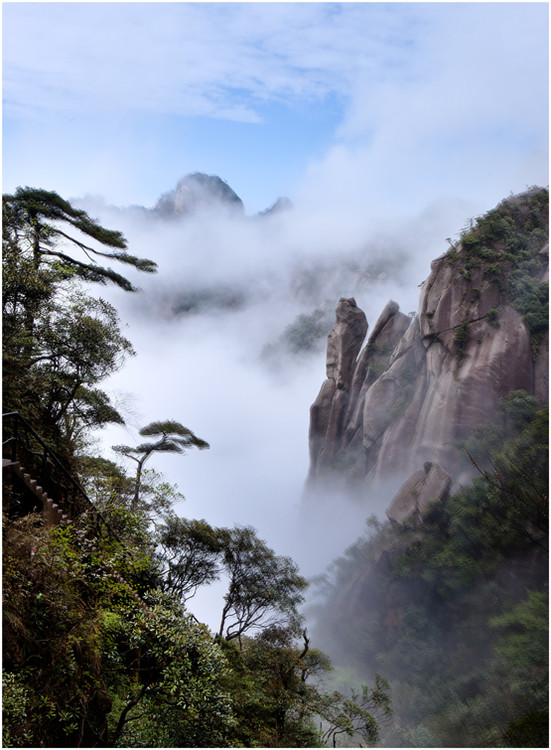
xmin=36 ymin=248 xmax=137 ymax=291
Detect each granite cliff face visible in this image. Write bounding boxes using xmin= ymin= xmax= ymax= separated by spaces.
xmin=307 ymin=188 xmax=549 ymax=515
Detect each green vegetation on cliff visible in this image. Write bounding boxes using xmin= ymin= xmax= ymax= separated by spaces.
xmin=448 ymin=186 xmax=548 ymax=354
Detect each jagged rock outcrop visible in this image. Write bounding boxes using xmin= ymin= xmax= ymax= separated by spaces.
xmin=307 ymin=188 xmax=549 ymax=500
xmin=155 ymin=173 xmax=244 ymax=217
xmin=308 ymin=298 xmax=367 ymax=481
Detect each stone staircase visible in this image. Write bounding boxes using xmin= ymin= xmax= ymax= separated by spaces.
xmin=3 ymin=458 xmax=70 ymax=527
xmin=3 ymin=459 xmax=148 ymax=611
xmin=2 ymin=412 xmax=108 ymax=527
xmin=2 ymin=416 xmax=151 ymax=614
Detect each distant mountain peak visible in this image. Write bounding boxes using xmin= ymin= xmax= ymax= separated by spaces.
xmin=154 ymin=172 xmax=244 ymax=217
xmin=257 ymin=196 xmax=293 ymax=217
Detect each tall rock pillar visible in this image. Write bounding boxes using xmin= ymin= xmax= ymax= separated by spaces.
xmin=308 ymin=298 xmax=367 ymax=482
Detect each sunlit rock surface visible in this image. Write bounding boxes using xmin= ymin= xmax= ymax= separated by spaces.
xmin=307 ymin=189 xmax=549 ymax=499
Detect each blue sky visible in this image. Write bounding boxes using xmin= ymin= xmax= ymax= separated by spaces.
xmin=3 ymin=2 xmax=548 ymax=216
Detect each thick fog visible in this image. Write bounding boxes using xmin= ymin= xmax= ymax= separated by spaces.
xmin=80 ymin=190 xmax=484 ymax=627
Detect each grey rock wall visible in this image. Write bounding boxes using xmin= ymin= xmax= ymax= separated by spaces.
xmin=307 ymin=192 xmax=548 ymax=502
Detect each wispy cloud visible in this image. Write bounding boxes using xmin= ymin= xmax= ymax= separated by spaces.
xmin=3 ymin=3 xmax=422 ymax=122
xmin=294 ymin=2 xmax=548 ymax=216
xmin=3 ymin=3 xmax=547 ymax=213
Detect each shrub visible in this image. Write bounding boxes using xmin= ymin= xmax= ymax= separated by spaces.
xmin=486 ymin=307 xmax=499 ymax=326
xmin=453 ymin=320 xmax=469 ymax=362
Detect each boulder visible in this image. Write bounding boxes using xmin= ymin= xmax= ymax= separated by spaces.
xmin=386 ymin=462 xmax=452 ymax=526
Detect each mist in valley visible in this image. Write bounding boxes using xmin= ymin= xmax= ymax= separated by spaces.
xmin=76 ymin=186 xmax=476 ymax=629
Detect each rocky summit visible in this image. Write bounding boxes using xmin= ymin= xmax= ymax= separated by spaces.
xmin=154 ymin=172 xmax=245 ymax=217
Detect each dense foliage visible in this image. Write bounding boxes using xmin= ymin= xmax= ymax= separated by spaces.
xmin=447 ymin=186 xmax=548 ymax=356
xmin=2 ymin=495 xmax=390 ymax=746
xmin=2 ymin=514 xmax=234 ymax=747
xmin=2 ymin=189 xmax=156 ymax=465
xmin=311 ymin=392 xmax=548 ymax=747
xmin=2 ymin=187 xmax=390 ymax=747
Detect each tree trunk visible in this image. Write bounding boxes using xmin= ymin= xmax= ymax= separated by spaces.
xmin=131 ymin=452 xmax=151 ymax=511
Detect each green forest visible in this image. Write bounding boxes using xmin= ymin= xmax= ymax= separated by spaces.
xmin=2 ymin=187 xmax=548 ymax=747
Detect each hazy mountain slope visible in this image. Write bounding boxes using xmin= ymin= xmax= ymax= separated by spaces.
xmin=310 ymin=400 xmax=548 ymax=746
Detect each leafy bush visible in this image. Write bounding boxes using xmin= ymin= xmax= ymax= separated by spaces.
xmin=453 ymin=319 xmax=469 ymax=362
xmin=486 ymin=307 xmax=499 ymax=326
xmin=2 ymin=672 xmax=32 ymax=747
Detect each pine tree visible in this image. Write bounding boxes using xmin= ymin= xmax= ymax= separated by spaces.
xmin=113 ymin=420 xmax=210 ymax=509
xmin=3 ymin=187 xmax=156 ymax=291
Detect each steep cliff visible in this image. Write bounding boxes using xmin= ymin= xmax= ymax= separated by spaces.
xmin=307 ymin=188 xmax=549 ymax=506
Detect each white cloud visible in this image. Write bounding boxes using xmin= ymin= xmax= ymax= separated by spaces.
xmin=3 ymin=3 xmax=547 ymax=213
xmin=294 ymin=3 xmax=548 ymax=218
xmin=3 ymin=3 xmax=428 ymax=122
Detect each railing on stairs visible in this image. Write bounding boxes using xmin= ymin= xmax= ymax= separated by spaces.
xmin=2 ymin=412 xmax=117 ymax=540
